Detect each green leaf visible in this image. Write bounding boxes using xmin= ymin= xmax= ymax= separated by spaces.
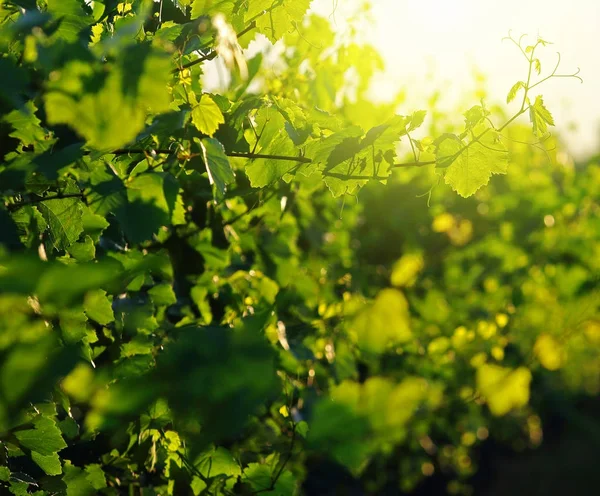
xmin=463 ymin=105 xmax=488 ymax=129
xmin=9 ymin=482 xmax=30 ymax=496
xmin=39 ymin=186 xmax=84 ymax=251
xmin=506 ymin=81 xmax=525 ymax=104
xmin=436 ymin=126 xmax=508 ymax=198
xmin=476 ymin=365 xmax=532 ymax=416
xmin=529 ymin=95 xmax=555 ymax=137
xmin=242 ymin=462 xmax=296 ymax=495
xmin=59 ymin=307 xmax=89 ymax=343
xmin=84 ymin=289 xmax=114 ymax=325
xmin=46 ymin=0 xmax=92 ymax=42
xmin=311 ymin=115 xmax=405 ymax=197
xmin=85 ymin=464 xmax=107 ymax=490
xmin=191 ymin=0 xmax=236 ymax=19
xmin=45 ymin=47 xmax=171 ymax=150
xmin=192 ymin=94 xmax=225 ymax=137
xmin=249 ymin=0 xmax=310 ymax=42
xmin=199 ymin=137 xmax=235 ymax=196
xmin=62 ymin=461 xmax=96 ymax=496
xmin=68 ymin=235 xmax=96 ymax=262
xmin=245 ymin=108 xmax=299 ymax=187
xmin=352 ymin=288 xmax=412 ymax=353
xmin=195 ymin=446 xmax=241 ymax=478
xmin=31 ymin=451 xmax=62 ymax=475
xmin=14 ymin=416 xmax=68 ymax=456
xmin=148 ymin=283 xmax=177 ymax=306
xmin=407 ymin=110 xmax=427 ymax=131
xmin=2 ymin=102 xmax=46 ymax=146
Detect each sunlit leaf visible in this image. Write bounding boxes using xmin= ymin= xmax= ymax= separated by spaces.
xmin=351 ymin=288 xmax=412 ymax=353
xmin=476 ymin=364 xmax=532 ymax=416
xmin=529 ymin=95 xmax=555 ymax=137
xmin=199 ymin=137 xmax=235 ymax=196
xmin=507 ymin=81 xmax=525 ymax=104
xmin=192 ymin=94 xmax=226 ymax=137
xmin=534 ymin=334 xmax=564 ymax=370
xmin=437 ymin=125 xmax=508 ymax=197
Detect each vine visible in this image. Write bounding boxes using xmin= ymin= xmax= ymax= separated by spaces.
xmin=0 ymin=1 xmax=593 ymax=495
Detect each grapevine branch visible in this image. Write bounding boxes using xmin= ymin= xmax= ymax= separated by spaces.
xmin=108 ymin=149 xmax=311 ymax=163
xmin=8 ymin=192 xmax=86 ymax=211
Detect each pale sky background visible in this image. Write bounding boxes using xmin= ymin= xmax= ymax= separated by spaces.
xmin=310 ymin=0 xmax=600 ymax=159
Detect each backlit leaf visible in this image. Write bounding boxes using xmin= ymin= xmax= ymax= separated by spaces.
xmin=436 ymin=125 xmax=508 ymax=197
xmin=529 ymin=95 xmax=555 ymax=137
xmin=351 ymin=289 xmax=412 ymax=353
xmin=506 ymin=81 xmax=525 ymax=104
xmin=476 ymin=364 xmax=532 ymax=416
xmin=199 ymin=137 xmax=235 ymax=196
xmin=192 ymin=94 xmax=225 ymax=137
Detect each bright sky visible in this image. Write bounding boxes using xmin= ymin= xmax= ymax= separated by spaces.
xmin=311 ymin=0 xmax=600 ymax=159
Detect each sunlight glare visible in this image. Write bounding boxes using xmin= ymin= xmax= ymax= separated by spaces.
xmin=311 ymin=0 xmax=600 ymax=158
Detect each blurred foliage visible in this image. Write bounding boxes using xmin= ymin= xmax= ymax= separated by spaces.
xmin=0 ymin=0 xmax=597 ymax=495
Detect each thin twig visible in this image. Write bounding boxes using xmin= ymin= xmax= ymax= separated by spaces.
xmin=392 ymin=160 xmax=436 ymax=168
xmin=252 ymin=423 xmax=297 ymax=494
xmin=227 ymin=152 xmax=311 ymax=163
xmin=8 ymin=193 xmax=85 ymax=211
xmin=172 ymin=21 xmax=257 ymax=74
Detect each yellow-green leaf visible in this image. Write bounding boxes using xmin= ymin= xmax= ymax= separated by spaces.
xmin=192 ymin=94 xmax=225 ymax=137
xmin=506 ymin=81 xmax=525 ymax=104
xmin=529 ymin=95 xmax=555 ymax=137
xmin=437 ymin=126 xmax=508 ymax=198
xmin=476 ymin=364 xmax=531 ymax=416
xmin=351 ymin=288 xmax=412 ymax=353
xmin=534 ymin=334 xmax=564 ymax=370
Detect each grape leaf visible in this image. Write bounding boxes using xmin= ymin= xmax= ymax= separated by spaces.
xmin=62 ymin=461 xmax=96 ymax=496
xmin=192 ymin=94 xmax=225 ymax=137
xmin=506 ymin=81 xmax=525 ymax=104
xmin=45 ymin=47 xmax=171 ymax=150
xmin=39 ymin=186 xmax=84 ymax=251
xmin=352 ymin=289 xmax=412 ymax=353
xmin=407 ymin=110 xmax=427 ymax=131
xmin=476 ymin=365 xmax=532 ymax=416
xmin=14 ymin=416 xmax=67 ymax=456
xmin=245 ymin=108 xmax=299 ymax=187
xmin=436 ymin=125 xmax=508 ymax=198
xmin=310 ymin=115 xmax=406 ymax=197
xmin=191 ymin=0 xmax=236 ymax=19
xmin=148 ymin=283 xmax=177 ymax=306
xmin=67 ymin=235 xmax=96 ymax=262
xmin=242 ymin=462 xmax=296 ymax=495
xmin=199 ymin=137 xmax=235 ymax=196
xmin=85 ymin=464 xmax=107 ymax=490
xmin=248 ymin=0 xmax=310 ymax=42
xmin=31 ymin=452 xmax=62 ymax=476
xmin=46 ymin=0 xmax=92 ymax=42
xmin=3 ymin=102 xmax=46 ymax=146
xmin=195 ymin=446 xmax=242 ymax=478
xmin=84 ymin=289 xmax=114 ymax=325
xmin=529 ymin=95 xmax=554 ymax=137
